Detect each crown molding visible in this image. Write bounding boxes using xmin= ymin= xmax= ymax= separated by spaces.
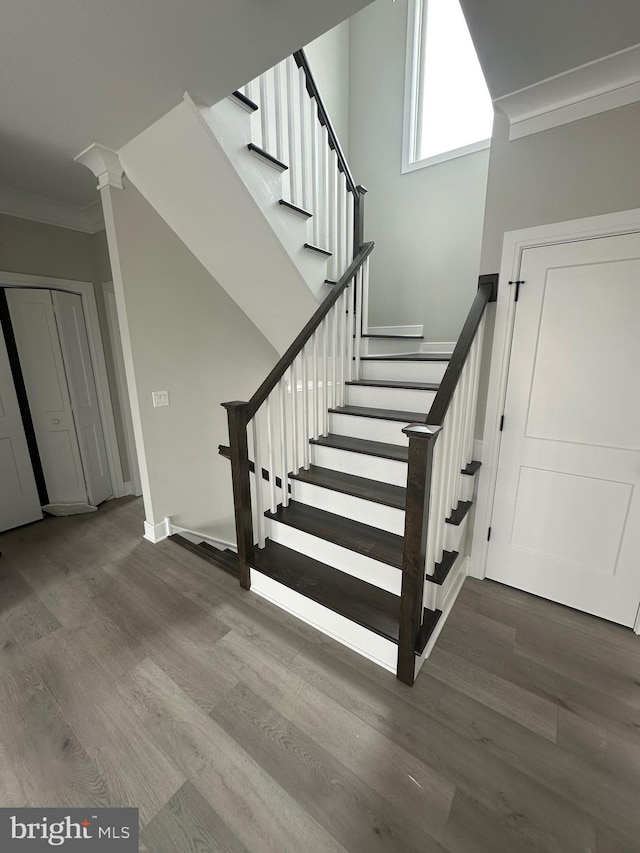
xmin=74 ymin=143 xmax=124 ymax=190
xmin=0 ymin=185 xmax=104 ymax=234
xmin=494 ymin=41 xmax=640 ymax=140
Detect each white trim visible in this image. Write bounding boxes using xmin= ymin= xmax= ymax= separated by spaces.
xmin=0 ymin=270 xmax=126 ymax=500
xmin=250 ymin=569 xmax=398 ymax=674
xmin=143 ymin=517 xmax=171 ymax=544
xmin=495 ymin=42 xmax=640 ymax=141
xmin=403 ymin=138 xmax=491 ymax=174
xmin=420 ymin=340 xmax=455 ymax=354
xmin=0 ymin=185 xmax=104 ymax=234
xmin=634 ymin=604 xmax=640 ymax=636
xmin=368 ymin=324 xmax=424 ymax=337
xmin=74 ymin=144 xmax=124 ymax=191
xmin=415 ymin=556 xmax=469 ymax=678
xmin=103 ymin=282 xmax=142 ymax=497
xmin=470 ymin=207 xmax=640 ymax=584
xmin=167 ymin=520 xmax=237 ymax=553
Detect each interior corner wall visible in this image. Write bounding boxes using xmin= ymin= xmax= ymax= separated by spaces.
xmin=347 ymin=0 xmax=489 ymax=341
xmin=107 ymin=181 xmax=279 ymax=542
xmin=305 ymin=19 xmax=351 ymax=154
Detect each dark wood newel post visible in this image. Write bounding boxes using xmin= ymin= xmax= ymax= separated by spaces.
xmin=354 ymin=185 xmax=368 ymax=255
xmin=397 ymin=423 xmax=442 ymax=685
xmin=222 ymin=401 xmax=254 ymax=590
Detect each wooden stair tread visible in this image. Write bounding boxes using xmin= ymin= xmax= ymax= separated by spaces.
xmin=346 ymin=379 xmax=440 ymax=391
xmin=304 ymin=242 xmax=332 ymax=257
xmin=360 ymin=354 xmax=450 ymax=362
xmin=169 ymin=535 xmax=239 ymax=578
xmin=266 ymin=501 xmax=404 ymax=568
xmin=362 ymin=334 xmax=424 ymax=340
xmin=251 ymin=540 xmax=400 ymax=643
xmin=290 ymin=465 xmax=405 ymax=510
xmin=310 ymin=433 xmax=409 ymax=462
xmin=230 ymin=90 xmax=259 ymax=112
xmin=446 ymin=500 xmax=473 ymax=526
xmin=278 ymin=199 xmax=312 ymax=219
xmin=462 ymin=460 xmax=482 ymax=476
xmin=431 ymin=550 xmax=459 ymax=585
xmin=329 ymin=405 xmax=427 ymax=423
xmin=416 ymin=609 xmax=443 ymax=656
xmin=247 ymin=143 xmax=287 ymax=171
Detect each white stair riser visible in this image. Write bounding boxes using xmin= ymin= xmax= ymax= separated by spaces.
xmin=361 ymin=360 xmax=448 ymax=384
xmin=444 ymin=511 xmax=470 ymax=554
xmin=251 ymin=570 xmax=399 ymax=674
xmin=346 ymin=384 xmax=437 ymax=412
xmin=290 ymin=479 xmax=405 ymax=535
xmin=311 ymin=444 xmax=408 ymax=487
xmin=268 ymin=520 xmax=401 ymax=595
xmin=360 ymin=338 xmax=423 ymax=356
xmin=329 ymin=412 xmax=410 ymax=445
xmin=460 ymin=473 xmax=475 ymax=503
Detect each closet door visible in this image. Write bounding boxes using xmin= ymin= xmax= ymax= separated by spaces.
xmin=7 ymin=288 xmax=87 ymax=505
xmin=0 ymin=323 xmax=42 ymax=531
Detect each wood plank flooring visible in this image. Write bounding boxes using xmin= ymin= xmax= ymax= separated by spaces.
xmin=0 ymin=497 xmax=639 ymax=852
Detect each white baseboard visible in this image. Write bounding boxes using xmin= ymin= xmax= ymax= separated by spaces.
xmin=420 ymin=341 xmax=456 ymax=354
xmin=367 ymin=324 xmax=424 ymax=337
xmin=250 ymin=569 xmax=398 ymax=674
xmin=167 ymin=519 xmax=237 ymax=552
xmin=473 ymin=439 xmax=483 ymax=462
xmin=143 ymin=518 xmax=171 ymax=543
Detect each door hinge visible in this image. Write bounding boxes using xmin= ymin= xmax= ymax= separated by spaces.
xmin=487 ymin=526 xmax=492 ymax=541
xmin=499 ymin=415 xmax=505 ymax=432
xmin=508 ymin=280 xmax=524 ymax=302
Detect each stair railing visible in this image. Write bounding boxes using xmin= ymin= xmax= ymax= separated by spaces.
xmin=223 ymin=243 xmax=374 ymax=589
xmin=397 ymin=274 xmax=498 ymax=685
xmin=241 ymin=48 xmax=367 ymax=282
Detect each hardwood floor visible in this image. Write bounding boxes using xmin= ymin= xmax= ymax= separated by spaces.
xmin=0 ymin=497 xmax=639 ymax=852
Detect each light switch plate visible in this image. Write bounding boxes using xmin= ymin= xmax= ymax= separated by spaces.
xmin=152 ymin=390 xmax=170 ymax=408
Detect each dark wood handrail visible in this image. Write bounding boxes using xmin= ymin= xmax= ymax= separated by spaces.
xmin=294 ymin=49 xmax=357 ymax=196
xmin=242 ymin=241 xmax=374 ymax=421
xmin=425 ymin=274 xmax=498 ymax=426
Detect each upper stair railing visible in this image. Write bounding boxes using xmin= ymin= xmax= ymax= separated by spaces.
xmin=241 ymin=48 xmax=367 ymax=282
xmin=224 ymin=243 xmax=374 ymax=589
xmin=397 ymin=274 xmax=498 ymax=684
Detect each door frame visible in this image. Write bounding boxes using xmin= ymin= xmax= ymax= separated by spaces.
xmin=470 ymin=207 xmax=640 ymax=634
xmin=0 ymin=271 xmax=126 ymax=499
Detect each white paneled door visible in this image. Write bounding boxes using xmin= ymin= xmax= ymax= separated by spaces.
xmin=0 ymin=324 xmax=42 ymax=531
xmin=52 ymin=291 xmax=113 ymax=505
xmin=487 ymin=233 xmax=640 ymax=627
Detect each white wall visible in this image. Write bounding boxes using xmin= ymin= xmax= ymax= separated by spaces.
xmin=107 ymin=181 xmax=279 ymax=542
xmin=305 ymin=20 xmax=351 ymax=154
xmin=347 ymin=0 xmax=490 ymax=341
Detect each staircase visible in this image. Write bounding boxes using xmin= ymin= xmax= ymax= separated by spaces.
xmin=170 ymin=49 xmax=495 ymax=686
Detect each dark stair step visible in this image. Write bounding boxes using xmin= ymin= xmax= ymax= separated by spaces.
xmin=329 ymin=405 xmax=428 ymax=423
xmin=252 ymin=541 xmax=439 ymax=653
xmin=278 ymin=199 xmax=312 ymax=219
xmin=324 ymin=279 xmax=337 ymax=286
xmin=247 ymin=143 xmax=287 ymax=172
xmin=446 ymin=500 xmax=473 ymax=526
xmin=346 ymin=379 xmax=440 ymax=391
xmin=360 ymin=354 xmax=450 ymax=362
xmin=169 ymin=534 xmax=239 ymax=578
xmin=431 ymin=550 xmax=459 ymax=585
xmin=462 ymin=460 xmax=482 ymax=476
xmin=304 ymin=242 xmax=332 ymax=257
xmin=266 ymin=501 xmax=403 ymax=568
xmin=230 ymin=90 xmax=259 ymax=112
xmin=290 ymin=465 xmax=405 ymax=510
xmin=310 ymin=433 xmax=409 ymax=462
xmin=362 ymin=334 xmax=424 ymax=340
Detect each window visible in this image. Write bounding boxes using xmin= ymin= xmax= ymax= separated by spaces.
xmin=403 ymin=0 xmax=494 ymax=172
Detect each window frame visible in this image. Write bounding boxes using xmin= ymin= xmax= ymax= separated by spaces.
xmin=402 ymin=0 xmax=493 ymax=174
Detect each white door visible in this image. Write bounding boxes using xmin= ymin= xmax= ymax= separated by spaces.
xmin=487 ymin=233 xmax=640 ymax=627
xmin=53 ymin=291 xmax=113 ymax=505
xmin=0 ymin=324 xmax=42 ymax=531
xmin=6 ymin=288 xmax=88 ymax=505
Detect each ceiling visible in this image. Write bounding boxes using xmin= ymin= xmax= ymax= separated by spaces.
xmin=0 ymin=0 xmax=372 ymax=211
xmin=459 ymin=0 xmax=640 ymax=99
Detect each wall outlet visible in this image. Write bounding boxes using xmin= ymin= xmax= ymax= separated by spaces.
xmin=152 ymin=390 xmax=170 ymax=408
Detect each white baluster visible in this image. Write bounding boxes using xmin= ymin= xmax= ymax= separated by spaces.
xmin=291 ymin=358 xmax=299 ymax=474
xmin=362 ymin=256 xmax=370 ymax=335
xmin=425 ymin=442 xmax=443 ymax=575
xmin=347 ymin=191 xmax=355 ymax=261
xmin=286 ymin=57 xmax=299 ymax=205
xmin=346 ymin=282 xmax=354 ymax=382
xmin=252 ymin=415 xmax=265 ymax=548
xmin=322 ymin=317 xmax=329 ymax=435
xmin=265 ymin=395 xmax=277 ymax=512
xmin=274 ymin=61 xmax=285 ymax=165
xmin=279 ymin=378 xmax=289 ymax=507
xmin=331 ymin=303 xmax=338 ymax=410
xmin=354 ymin=269 xmax=363 ymax=381
xmin=338 ymin=175 xmax=347 ymax=273
xmin=299 ymin=68 xmax=311 ymax=212
xmin=312 ymin=331 xmax=319 ymax=439
xmin=302 ymin=342 xmax=310 ymax=468
xmin=339 ymin=291 xmax=347 ymax=406
xmin=310 ymin=103 xmax=320 ymax=241
xmin=330 ymin=152 xmax=339 ymax=279
xmin=259 ymin=73 xmax=270 ymax=152
xmin=321 ymin=127 xmax=330 ymax=250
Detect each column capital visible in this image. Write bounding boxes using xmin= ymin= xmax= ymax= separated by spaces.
xmin=74 ymin=143 xmax=124 ymax=190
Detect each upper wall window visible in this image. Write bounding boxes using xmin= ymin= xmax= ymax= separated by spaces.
xmin=403 ymin=0 xmax=494 ymax=172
